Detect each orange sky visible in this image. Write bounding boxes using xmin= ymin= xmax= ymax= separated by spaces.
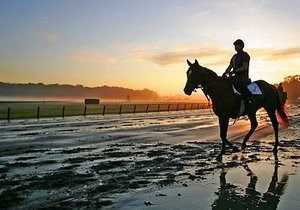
xmin=1 ymin=1 xmax=300 ymax=96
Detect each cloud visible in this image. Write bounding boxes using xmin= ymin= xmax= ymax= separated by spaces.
xmin=39 ymin=31 xmax=62 ymax=42
xmin=132 ymin=46 xmax=300 ymax=66
xmin=132 ymin=47 xmax=230 ymax=66
xmin=252 ymin=48 xmax=300 ymax=60
xmin=70 ymin=49 xmax=116 ymax=64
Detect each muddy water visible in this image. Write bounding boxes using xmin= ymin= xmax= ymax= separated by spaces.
xmin=1 ymin=107 xmax=300 ymax=209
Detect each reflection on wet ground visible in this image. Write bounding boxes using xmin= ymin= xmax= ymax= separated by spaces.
xmin=0 ymin=106 xmax=300 ymax=209
xmin=1 ymin=139 xmax=300 ymax=209
xmin=212 ymin=161 xmax=288 ymax=209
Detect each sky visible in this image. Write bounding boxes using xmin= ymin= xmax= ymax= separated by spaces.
xmin=0 ymin=0 xmax=300 ymax=96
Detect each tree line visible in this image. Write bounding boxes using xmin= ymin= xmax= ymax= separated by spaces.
xmin=278 ymin=75 xmax=300 ymax=101
xmin=0 ymin=82 xmax=160 ymax=101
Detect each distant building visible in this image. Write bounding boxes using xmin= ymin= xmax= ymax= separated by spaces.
xmin=84 ymin=98 xmax=100 ymax=105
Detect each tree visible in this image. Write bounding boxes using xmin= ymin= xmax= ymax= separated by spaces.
xmin=282 ymin=75 xmax=300 ymax=101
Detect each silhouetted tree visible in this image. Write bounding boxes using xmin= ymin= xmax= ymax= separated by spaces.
xmin=281 ymin=75 xmax=300 ymax=101
xmin=0 ymin=82 xmax=160 ymax=101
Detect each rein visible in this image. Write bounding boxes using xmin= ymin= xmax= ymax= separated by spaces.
xmin=197 ymin=84 xmax=218 ymax=124
xmin=200 ymin=86 xmax=211 ymax=107
xmin=196 ymin=81 xmax=214 ymax=108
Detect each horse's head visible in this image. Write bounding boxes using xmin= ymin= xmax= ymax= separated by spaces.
xmin=184 ymin=59 xmax=202 ymax=95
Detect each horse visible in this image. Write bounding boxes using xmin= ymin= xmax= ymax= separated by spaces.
xmin=212 ymin=162 xmax=288 ymax=209
xmin=183 ymin=59 xmax=289 ymax=161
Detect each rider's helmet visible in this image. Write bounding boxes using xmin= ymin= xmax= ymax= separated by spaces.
xmin=233 ymin=39 xmax=244 ymax=47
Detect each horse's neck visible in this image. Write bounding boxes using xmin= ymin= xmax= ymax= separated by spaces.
xmin=201 ymin=70 xmax=220 ymax=101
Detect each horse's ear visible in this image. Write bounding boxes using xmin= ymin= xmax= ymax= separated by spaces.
xmin=187 ymin=59 xmax=192 ymax=66
xmin=195 ymin=59 xmax=199 ymax=66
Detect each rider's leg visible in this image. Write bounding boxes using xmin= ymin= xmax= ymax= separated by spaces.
xmin=235 ymin=77 xmax=253 ymax=103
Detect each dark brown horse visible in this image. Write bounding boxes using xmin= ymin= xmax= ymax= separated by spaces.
xmin=184 ymin=59 xmax=289 ymax=161
xmin=212 ymin=162 xmax=289 ymax=209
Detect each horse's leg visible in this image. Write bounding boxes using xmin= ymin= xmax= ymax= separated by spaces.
xmin=225 ymin=139 xmax=239 ymax=152
xmin=266 ymin=109 xmax=279 ymax=153
xmin=216 ymin=116 xmax=229 ymax=161
xmin=241 ymin=112 xmax=258 ymax=150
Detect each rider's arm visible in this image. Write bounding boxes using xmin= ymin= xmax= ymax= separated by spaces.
xmin=223 ymin=58 xmax=233 ymax=76
xmin=235 ymin=61 xmax=249 ymax=73
xmin=224 ymin=62 xmax=233 ymax=73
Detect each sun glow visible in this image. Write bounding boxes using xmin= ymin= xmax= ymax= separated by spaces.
xmin=0 ymin=1 xmax=300 ymax=97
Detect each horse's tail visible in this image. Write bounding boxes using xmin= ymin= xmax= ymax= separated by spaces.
xmin=275 ymin=88 xmax=289 ymax=128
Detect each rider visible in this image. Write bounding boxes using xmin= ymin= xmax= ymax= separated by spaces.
xmin=222 ymin=39 xmax=253 ymax=103
xmin=277 ymin=83 xmax=283 ymax=93
xmin=277 ymin=83 xmax=285 ymax=105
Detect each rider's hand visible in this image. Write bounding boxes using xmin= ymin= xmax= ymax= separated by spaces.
xmin=229 ymin=71 xmax=235 ymax=76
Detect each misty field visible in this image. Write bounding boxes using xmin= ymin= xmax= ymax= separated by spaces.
xmin=0 ymin=102 xmax=209 ymax=120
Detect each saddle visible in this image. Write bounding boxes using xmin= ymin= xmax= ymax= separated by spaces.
xmin=232 ymin=82 xmax=262 ymax=117
xmin=232 ymin=82 xmax=262 ymax=95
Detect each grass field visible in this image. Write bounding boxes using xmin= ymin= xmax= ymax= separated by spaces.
xmin=0 ymin=102 xmax=209 ymax=120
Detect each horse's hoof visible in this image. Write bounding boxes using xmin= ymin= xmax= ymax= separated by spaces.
xmin=216 ymin=154 xmax=223 ymax=162
xmin=241 ymin=144 xmax=246 ymax=150
xmin=233 ymin=146 xmax=239 ymax=153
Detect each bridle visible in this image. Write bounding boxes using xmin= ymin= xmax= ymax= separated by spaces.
xmin=188 ymin=69 xmax=214 ymax=107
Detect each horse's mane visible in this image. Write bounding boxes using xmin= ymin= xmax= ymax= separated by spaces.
xmin=202 ymin=66 xmax=219 ymax=79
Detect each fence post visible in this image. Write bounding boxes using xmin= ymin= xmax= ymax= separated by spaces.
xmin=202 ymin=104 xmax=205 ymax=109
xmin=146 ymin=104 xmax=149 ymax=113
xmin=197 ymin=103 xmax=200 ymax=109
xmin=157 ymin=104 xmax=160 ymax=112
xmin=133 ymin=105 xmax=137 ymax=114
xmin=62 ymin=106 xmax=65 ymax=118
xmin=176 ymin=104 xmax=179 ymax=111
xmin=119 ymin=105 xmax=123 ymax=115
xmin=191 ymin=103 xmax=193 ymax=110
xmin=84 ymin=106 xmax=87 ymax=117
xmin=167 ymin=104 xmax=170 ymax=112
xmin=7 ymin=107 xmax=11 ymax=121
xmin=102 ymin=105 xmax=106 ymax=116
xmin=184 ymin=104 xmax=186 ymax=111
xmin=37 ymin=106 xmax=40 ymax=119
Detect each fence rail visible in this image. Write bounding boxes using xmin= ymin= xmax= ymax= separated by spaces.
xmin=0 ymin=103 xmax=210 ymax=121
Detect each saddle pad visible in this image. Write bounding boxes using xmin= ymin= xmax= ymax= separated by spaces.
xmin=232 ymin=82 xmax=262 ymax=95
